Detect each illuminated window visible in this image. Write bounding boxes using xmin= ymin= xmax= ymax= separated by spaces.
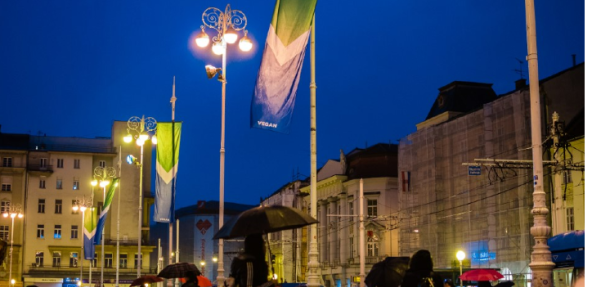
xmin=37 ymin=225 xmax=45 ymax=239
xmin=54 ymin=225 xmax=62 ymax=239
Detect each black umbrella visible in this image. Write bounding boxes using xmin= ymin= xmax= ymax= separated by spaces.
xmin=157 ymin=262 xmax=201 ymax=279
xmin=213 ymin=205 xmax=319 ymax=239
xmin=365 ymin=257 xmax=409 ymax=287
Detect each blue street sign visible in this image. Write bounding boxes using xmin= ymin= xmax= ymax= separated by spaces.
xmin=468 ymin=166 xmax=481 ymax=176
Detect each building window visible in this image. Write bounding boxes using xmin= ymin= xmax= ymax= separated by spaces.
xmin=563 ymin=171 xmax=572 ymax=184
xmin=0 ymin=226 xmax=8 ymax=241
xmin=56 ymin=178 xmax=63 ymax=190
xmin=349 ymin=202 xmax=354 ymax=222
xmin=71 ymin=225 xmax=78 ymax=239
xmin=54 ymin=225 xmax=62 ymax=239
xmin=38 ymin=199 xmax=45 ymax=213
xmin=55 ymin=199 xmax=62 ymax=214
xmin=134 ymin=254 xmax=142 ymax=269
xmin=52 ymin=251 xmax=61 ymax=267
xmin=39 ymin=178 xmax=46 ymax=189
xmin=105 ymin=253 xmax=113 ymax=268
xmin=566 ymin=207 xmax=575 ymax=231
xmin=37 ymin=225 xmax=45 ymax=239
xmin=70 ymin=252 xmax=78 ymax=267
xmin=40 ymin=158 xmax=48 ymax=167
xmin=120 ymin=254 xmax=128 ymax=269
xmin=73 ymin=179 xmax=79 ymax=190
xmin=367 ymin=199 xmax=378 ymax=217
xmin=349 ymin=237 xmax=354 ymax=258
xmin=1 ymin=200 xmax=10 ymax=213
xmin=36 ymin=251 xmax=44 ymax=267
xmin=74 ymin=159 xmax=80 ymax=169
xmin=99 ymin=160 xmax=106 ymax=168
xmin=57 ymin=159 xmax=64 ymax=168
xmin=2 ymin=158 xmax=12 ymax=167
xmin=1 ymin=184 xmax=11 ymax=192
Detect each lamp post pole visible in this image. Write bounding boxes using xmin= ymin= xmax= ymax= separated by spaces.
xmin=124 ymin=116 xmax=158 ymax=278
xmin=92 ymin=166 xmax=115 ymax=287
xmin=3 ymin=205 xmax=23 ymax=287
xmin=195 ymin=6 xmax=252 ymax=287
xmin=456 ymin=251 xmax=465 ymax=287
xmin=74 ymin=196 xmax=91 ymax=287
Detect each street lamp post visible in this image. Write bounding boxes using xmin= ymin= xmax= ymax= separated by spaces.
xmin=456 ymin=251 xmax=465 ymax=287
xmin=91 ymin=166 xmax=116 ymax=287
xmin=3 ymin=204 xmax=23 ymax=287
xmin=73 ymin=196 xmax=93 ymax=287
xmin=195 ymin=5 xmax=252 ymax=287
xmin=124 ymin=115 xmax=158 ymax=277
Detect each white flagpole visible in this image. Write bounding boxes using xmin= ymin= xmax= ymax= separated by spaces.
xmin=307 ymin=14 xmax=321 ymax=287
xmin=169 ymin=76 xmax=177 ymax=287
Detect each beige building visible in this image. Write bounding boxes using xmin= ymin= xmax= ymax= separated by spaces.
xmin=264 ymin=144 xmax=400 ymax=287
xmin=0 ymin=121 xmax=156 ymax=287
xmin=397 ymin=63 xmax=584 ymax=286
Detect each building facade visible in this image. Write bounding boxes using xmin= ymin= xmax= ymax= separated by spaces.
xmin=0 ymin=120 xmax=156 ymax=287
xmin=264 ymin=144 xmax=399 ymax=287
xmin=397 ymin=63 xmax=584 ymax=286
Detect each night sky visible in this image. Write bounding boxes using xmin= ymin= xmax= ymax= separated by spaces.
xmin=0 ymin=1 xmax=585 ymax=212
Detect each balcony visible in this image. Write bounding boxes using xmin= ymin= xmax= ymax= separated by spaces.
xmin=27 ymin=164 xmax=53 ymax=175
xmin=0 ymin=162 xmax=26 ymax=174
xmin=26 ymin=264 xmax=154 ymax=276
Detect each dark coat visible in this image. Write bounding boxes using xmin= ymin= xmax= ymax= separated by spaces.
xmin=182 ymin=280 xmax=199 ymax=287
xmin=230 ymin=254 xmax=268 ymax=287
xmin=401 ymin=269 xmax=444 ymax=287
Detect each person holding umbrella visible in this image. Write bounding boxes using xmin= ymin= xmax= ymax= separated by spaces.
xmin=181 ymin=270 xmax=200 ymax=287
xmin=401 ymin=250 xmax=443 ymax=287
xmin=229 ymin=234 xmax=269 ymax=287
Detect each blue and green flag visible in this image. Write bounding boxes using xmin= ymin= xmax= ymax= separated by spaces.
xmin=84 ymin=205 xmax=97 ymax=259
xmin=250 ymin=0 xmax=317 ymax=133
xmin=154 ymin=122 xmax=182 ymax=223
xmin=94 ymin=178 xmax=119 ymax=244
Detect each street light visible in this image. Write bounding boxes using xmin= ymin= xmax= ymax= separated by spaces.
xmin=3 ymin=204 xmax=23 ymax=287
xmin=93 ymin=166 xmax=116 ymax=286
xmin=195 ymin=5 xmax=252 ymax=287
xmin=73 ymin=196 xmax=92 ymax=287
xmin=124 ymin=115 xmax=157 ymax=277
xmin=456 ymin=251 xmax=465 ymax=287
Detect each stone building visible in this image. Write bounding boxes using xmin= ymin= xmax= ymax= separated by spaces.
xmin=397 ymin=63 xmax=584 ymax=286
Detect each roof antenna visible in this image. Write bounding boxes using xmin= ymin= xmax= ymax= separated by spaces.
xmin=514 ymin=58 xmax=525 ymax=79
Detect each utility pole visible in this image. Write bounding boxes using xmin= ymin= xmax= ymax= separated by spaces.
xmin=551 ymin=112 xmax=566 ymax=235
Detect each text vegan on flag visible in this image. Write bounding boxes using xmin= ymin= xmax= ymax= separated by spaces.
xmin=250 ymin=0 xmax=317 ymax=133
xmin=154 ymin=122 xmax=182 ymax=223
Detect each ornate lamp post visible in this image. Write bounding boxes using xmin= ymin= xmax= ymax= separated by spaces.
xmin=2 ymin=204 xmax=23 ymax=287
xmin=91 ymin=166 xmax=116 ymax=286
xmin=195 ymin=6 xmax=252 ymax=287
xmin=124 ymin=115 xmax=157 ymax=277
xmin=73 ymin=196 xmax=93 ymax=287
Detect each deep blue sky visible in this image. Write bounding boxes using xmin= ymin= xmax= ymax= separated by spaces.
xmin=0 ymin=1 xmax=585 ymax=211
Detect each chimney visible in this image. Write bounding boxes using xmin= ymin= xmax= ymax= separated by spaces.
xmin=572 ymin=54 xmax=576 ymax=67
xmin=515 ymin=78 xmax=527 ymax=90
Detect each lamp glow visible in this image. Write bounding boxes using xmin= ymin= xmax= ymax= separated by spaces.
xmin=9 ymin=213 xmax=16 ymax=218
xmin=91 ymin=180 xmax=98 ymax=187
xmin=239 ymin=32 xmax=253 ymax=52
xmin=456 ymin=250 xmax=465 ymax=261
xmin=212 ymin=257 xmax=218 ymax=262
xmin=10 ymin=279 xmax=15 ymax=285
xmin=124 ymin=134 xmax=133 ymax=143
xmin=2 ymin=213 xmax=7 ymax=218
xmin=195 ymin=29 xmax=210 ymax=47
xmin=73 ymin=206 xmax=79 ymax=211
xmin=200 ymin=261 xmax=205 ymax=266
xmin=80 ymin=206 xmax=87 ymax=212
xmin=17 ymin=213 xmax=22 ymax=218
xmin=136 ymin=138 xmax=144 ymax=146
xmin=223 ymin=26 xmax=238 ymax=44
xmin=212 ymin=41 xmax=224 ymax=55
xmin=139 ymin=132 xmax=149 ymax=141
xmin=100 ymin=180 xmax=110 ymax=188
xmin=152 ymin=135 xmax=157 ymax=145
